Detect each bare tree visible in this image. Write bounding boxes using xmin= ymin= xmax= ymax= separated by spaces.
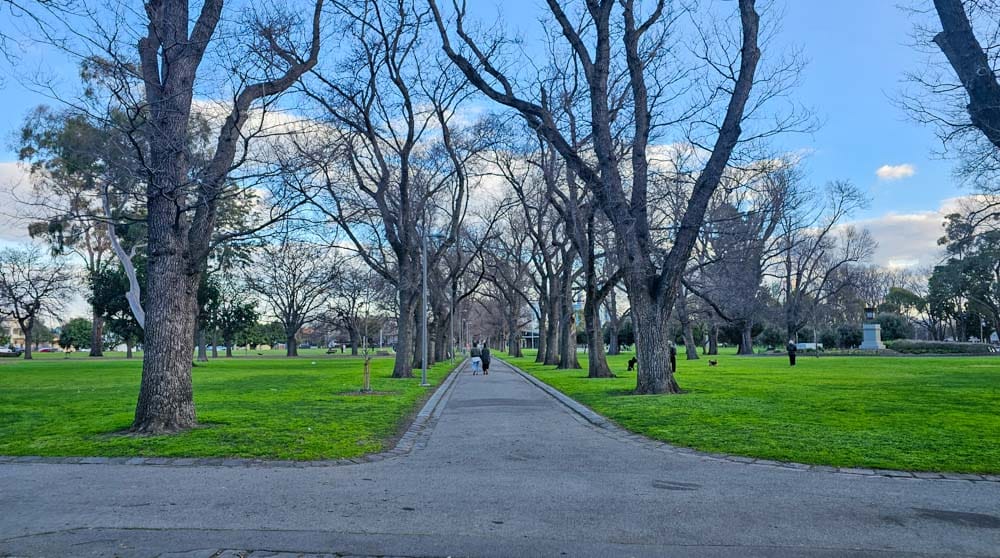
xmin=774 ymin=181 xmax=876 ymax=340
xmin=0 ymin=245 xmax=74 ymax=360
xmin=294 ymin=0 xmax=491 ymax=378
xmin=429 ymin=0 xmax=770 ymax=393
xmin=244 ymin=233 xmax=339 ymax=357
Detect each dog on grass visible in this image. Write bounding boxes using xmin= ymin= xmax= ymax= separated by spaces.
xmin=627 ymin=357 xmax=638 ymax=371
xmin=708 ymin=359 xmax=718 ymax=367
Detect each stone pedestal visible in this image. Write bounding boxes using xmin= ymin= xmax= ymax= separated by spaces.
xmin=860 ymin=323 xmax=885 ymax=350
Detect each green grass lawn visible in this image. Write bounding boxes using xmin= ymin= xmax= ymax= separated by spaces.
xmin=0 ymin=355 xmax=453 ymax=460
xmin=505 ymin=349 xmax=1000 ymax=474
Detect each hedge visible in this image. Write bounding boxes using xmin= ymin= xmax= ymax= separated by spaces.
xmin=887 ymin=340 xmax=994 ymax=355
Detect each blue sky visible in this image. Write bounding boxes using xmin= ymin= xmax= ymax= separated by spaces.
xmin=0 ymin=0 xmax=964 ymax=267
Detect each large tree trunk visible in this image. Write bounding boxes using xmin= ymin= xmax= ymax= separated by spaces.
xmin=738 ymin=320 xmax=754 ymax=355
xmin=708 ymin=323 xmax=719 ymax=355
xmin=225 ymin=337 xmax=233 ymax=358
xmin=286 ymin=333 xmax=298 ymax=357
xmin=126 ymin=340 xmax=133 ymax=359
xmin=393 ymin=290 xmax=416 ymax=378
xmin=211 ymin=331 xmax=219 ymax=359
xmin=630 ymin=287 xmax=681 ymax=394
xmin=89 ymin=309 xmax=104 ymax=357
xmin=132 ymin=257 xmax=199 ymax=434
xmin=584 ymin=293 xmax=614 ymax=377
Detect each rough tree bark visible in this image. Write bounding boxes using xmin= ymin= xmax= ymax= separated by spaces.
xmin=131 ymin=0 xmax=323 ymax=433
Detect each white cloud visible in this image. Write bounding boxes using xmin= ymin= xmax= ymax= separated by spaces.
xmin=844 ymin=197 xmax=973 ymax=269
xmin=875 ymin=163 xmax=916 ymax=181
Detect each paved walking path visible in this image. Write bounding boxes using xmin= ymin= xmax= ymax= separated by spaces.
xmin=2 ymin=359 xmax=999 ymax=557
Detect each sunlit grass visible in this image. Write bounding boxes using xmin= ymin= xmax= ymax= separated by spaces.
xmin=0 ymin=355 xmax=452 ymax=460
xmin=505 ymin=349 xmax=1000 ymax=473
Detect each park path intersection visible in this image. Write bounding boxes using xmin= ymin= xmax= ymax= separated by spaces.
xmin=1 ymin=359 xmax=999 ymax=557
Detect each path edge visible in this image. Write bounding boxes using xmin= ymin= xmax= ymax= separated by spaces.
xmin=0 ymin=359 xmax=467 ymax=469
xmin=503 ymin=359 xmax=1000 ymax=484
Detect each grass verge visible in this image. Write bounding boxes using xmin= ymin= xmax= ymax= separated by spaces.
xmin=0 ymin=356 xmax=455 ymax=460
xmin=504 ymin=349 xmax=1000 ymax=474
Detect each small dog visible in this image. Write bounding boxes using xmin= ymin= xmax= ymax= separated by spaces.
xmin=627 ymin=357 xmax=638 ymax=371
xmin=708 ymin=359 xmax=718 ymax=367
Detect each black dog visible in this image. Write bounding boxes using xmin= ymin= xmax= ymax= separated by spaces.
xmin=708 ymin=359 xmax=718 ymax=366
xmin=627 ymin=357 xmax=638 ymax=371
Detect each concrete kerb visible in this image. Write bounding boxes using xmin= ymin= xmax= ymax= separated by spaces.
xmin=501 ymin=359 xmax=999 ymax=484
xmin=0 ymin=359 xmax=468 ymax=469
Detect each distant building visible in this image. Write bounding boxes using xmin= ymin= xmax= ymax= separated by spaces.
xmin=0 ymin=318 xmax=25 ymax=348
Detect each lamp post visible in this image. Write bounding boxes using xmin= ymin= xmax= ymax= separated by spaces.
xmin=420 ymin=224 xmax=430 ymax=387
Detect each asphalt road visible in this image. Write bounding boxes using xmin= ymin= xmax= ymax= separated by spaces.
xmin=2 ymin=359 xmax=998 ymax=557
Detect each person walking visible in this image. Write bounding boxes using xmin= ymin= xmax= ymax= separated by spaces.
xmin=787 ymin=339 xmax=797 ymax=367
xmin=481 ymin=343 xmax=492 ymax=375
xmin=470 ymin=342 xmax=483 ymax=375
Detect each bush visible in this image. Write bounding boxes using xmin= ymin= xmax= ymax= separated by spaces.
xmin=888 ymin=340 xmax=993 ymax=354
xmin=876 ymin=313 xmax=914 ymax=341
xmin=837 ymin=324 xmax=863 ymax=348
xmin=819 ymin=329 xmax=839 ymax=349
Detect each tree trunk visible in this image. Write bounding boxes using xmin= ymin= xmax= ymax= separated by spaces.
xmin=349 ymin=327 xmax=360 ymax=356
xmin=507 ymin=308 xmax=523 ymax=357
xmin=132 ymin=259 xmax=198 ymax=434
xmin=126 ymin=341 xmax=133 ymax=359
xmin=606 ymin=291 xmax=620 ymax=356
xmin=708 ymin=323 xmax=719 ymax=355
xmin=211 ymin=332 xmax=218 ymax=358
xmin=393 ymin=291 xmax=416 ymax=378
xmin=535 ymin=295 xmax=547 ymax=363
xmin=22 ymin=323 xmax=33 ymax=360
xmin=738 ymin=320 xmax=754 ymax=355
xmin=676 ymin=296 xmax=699 ymax=360
xmin=557 ymin=265 xmax=579 ymax=370
xmin=626 ymin=275 xmax=681 ymax=394
xmin=584 ymin=293 xmax=614 ymax=377
xmin=89 ymin=309 xmax=104 ymax=357
xmin=225 ymin=337 xmax=233 ymax=358
xmin=544 ymin=291 xmax=560 ymax=365
xmin=286 ymin=333 xmax=298 ymax=357
xmin=196 ymin=328 xmax=208 ymax=362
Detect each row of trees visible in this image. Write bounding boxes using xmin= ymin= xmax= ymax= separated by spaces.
xmin=3 ymin=0 xmax=997 ymax=435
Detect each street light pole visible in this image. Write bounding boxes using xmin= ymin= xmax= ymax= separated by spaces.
xmin=420 ymin=223 xmax=430 ymax=387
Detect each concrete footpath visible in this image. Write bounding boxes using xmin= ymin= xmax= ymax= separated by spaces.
xmin=1 ymin=359 xmax=999 ymax=557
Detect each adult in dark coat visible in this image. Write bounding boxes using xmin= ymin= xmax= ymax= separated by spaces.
xmin=787 ymin=340 xmax=797 ymax=366
xmin=481 ymin=345 xmax=492 ymax=375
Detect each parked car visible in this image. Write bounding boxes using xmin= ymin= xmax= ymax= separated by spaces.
xmin=0 ymin=348 xmax=23 ymax=357
xmin=37 ymin=347 xmax=59 ymax=353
